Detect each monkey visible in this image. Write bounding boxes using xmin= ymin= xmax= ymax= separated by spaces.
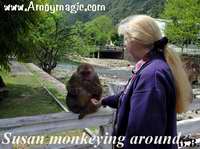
xmin=66 ymin=63 xmax=102 ymax=119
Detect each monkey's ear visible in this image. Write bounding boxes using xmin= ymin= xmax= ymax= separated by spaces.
xmin=77 ymin=63 xmax=85 ymax=72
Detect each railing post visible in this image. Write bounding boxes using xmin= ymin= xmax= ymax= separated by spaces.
xmin=99 ymin=124 xmax=113 ymax=149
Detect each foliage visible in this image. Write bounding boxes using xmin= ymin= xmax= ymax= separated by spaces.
xmin=64 ymin=15 xmax=114 ymax=56
xmin=85 ymin=16 xmax=113 ymax=46
xmin=30 ymin=13 xmax=69 ymax=74
xmin=110 ymin=28 xmax=123 ymax=46
xmin=0 ymin=0 xmax=44 ymax=70
xmin=162 ymin=0 xmax=200 ymax=50
xmin=0 ymin=0 xmax=167 ymax=71
xmin=64 ymin=21 xmax=95 ymax=56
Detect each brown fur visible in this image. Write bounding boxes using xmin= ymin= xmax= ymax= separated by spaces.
xmin=66 ymin=63 xmax=102 ymax=119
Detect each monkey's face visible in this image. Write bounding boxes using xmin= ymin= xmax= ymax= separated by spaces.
xmin=77 ymin=64 xmax=95 ymax=81
xmin=79 ymin=68 xmax=93 ymax=80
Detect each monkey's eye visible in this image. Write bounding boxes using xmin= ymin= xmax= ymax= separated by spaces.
xmin=81 ymin=71 xmax=90 ymax=76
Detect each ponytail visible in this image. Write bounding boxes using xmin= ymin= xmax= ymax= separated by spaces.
xmin=164 ymin=47 xmax=192 ymax=113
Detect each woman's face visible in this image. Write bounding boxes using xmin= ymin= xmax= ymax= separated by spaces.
xmin=124 ymin=36 xmax=149 ymax=62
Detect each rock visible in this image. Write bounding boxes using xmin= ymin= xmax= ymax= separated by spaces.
xmin=195 ymin=109 xmax=200 ymax=114
xmin=188 ymin=116 xmax=194 ymax=119
xmin=177 ymin=114 xmax=184 ymax=121
xmin=186 ymin=111 xmax=193 ymax=114
xmin=196 ymin=95 xmax=200 ymax=99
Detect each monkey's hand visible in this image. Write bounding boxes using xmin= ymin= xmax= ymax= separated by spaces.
xmin=91 ymin=98 xmax=102 ymax=108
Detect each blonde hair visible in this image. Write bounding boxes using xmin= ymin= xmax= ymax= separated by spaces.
xmin=118 ymin=15 xmax=192 ymax=113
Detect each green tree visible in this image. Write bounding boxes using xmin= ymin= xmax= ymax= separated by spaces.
xmin=162 ymin=0 xmax=200 ymax=51
xmin=0 ymin=0 xmax=43 ymax=70
xmin=65 ymin=21 xmax=96 ymax=56
xmin=84 ymin=15 xmax=114 ymax=50
xmin=0 ymin=0 xmax=44 ymax=92
xmin=64 ymin=16 xmax=114 ymax=57
xmin=30 ymin=13 xmax=69 ymax=74
xmin=110 ymin=28 xmax=124 ymax=46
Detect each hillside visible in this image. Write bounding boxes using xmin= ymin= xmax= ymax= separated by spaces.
xmin=61 ymin=0 xmax=166 ymax=24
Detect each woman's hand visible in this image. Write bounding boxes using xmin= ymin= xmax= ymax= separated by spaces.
xmin=91 ymin=98 xmax=103 ymax=108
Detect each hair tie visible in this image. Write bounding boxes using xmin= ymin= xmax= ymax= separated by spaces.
xmin=153 ymin=37 xmax=168 ymax=51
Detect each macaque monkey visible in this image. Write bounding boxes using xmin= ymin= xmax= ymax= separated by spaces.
xmin=66 ymin=63 xmax=102 ymax=119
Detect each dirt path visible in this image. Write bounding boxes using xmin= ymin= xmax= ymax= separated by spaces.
xmin=10 ymin=61 xmax=33 ymax=76
xmin=26 ymin=63 xmax=67 ymax=95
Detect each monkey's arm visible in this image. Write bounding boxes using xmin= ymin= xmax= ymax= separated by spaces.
xmin=66 ymin=73 xmax=80 ymax=95
xmin=101 ymin=91 xmax=123 ymax=109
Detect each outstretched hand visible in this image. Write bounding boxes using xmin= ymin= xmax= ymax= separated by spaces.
xmin=91 ymin=98 xmax=102 ymax=108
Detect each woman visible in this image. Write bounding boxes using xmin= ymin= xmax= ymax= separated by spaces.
xmin=91 ymin=15 xmax=192 ymax=149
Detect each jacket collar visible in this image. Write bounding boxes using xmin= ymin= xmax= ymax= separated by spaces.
xmin=132 ymin=50 xmax=165 ymax=75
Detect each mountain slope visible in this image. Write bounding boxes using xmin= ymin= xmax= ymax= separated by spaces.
xmin=61 ymin=0 xmax=166 ymax=24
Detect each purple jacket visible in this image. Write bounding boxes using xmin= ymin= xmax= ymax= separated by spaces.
xmin=102 ymin=53 xmax=178 ymax=149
